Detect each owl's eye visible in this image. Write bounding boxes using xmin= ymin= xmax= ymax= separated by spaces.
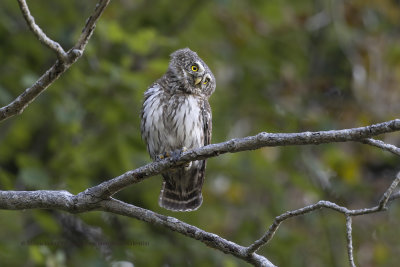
xmin=191 ymin=65 xmax=198 ymax=72
xmin=203 ymin=78 xmax=210 ymax=85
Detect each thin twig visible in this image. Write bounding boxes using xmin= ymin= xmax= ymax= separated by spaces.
xmin=245 ymin=199 xmax=380 ymax=255
xmin=345 ymin=215 xmax=356 ymax=267
xmin=17 ymin=0 xmax=68 ymax=61
xmin=74 ymin=1 xmax=111 ymax=51
xmin=378 ymin=172 xmax=400 ymax=209
xmin=361 ymin=138 xmax=400 ymax=156
xmin=389 ymin=191 xmax=400 ymax=201
xmin=246 ymin=170 xmax=400 ymax=259
xmin=246 ymin=200 xmax=351 ymax=254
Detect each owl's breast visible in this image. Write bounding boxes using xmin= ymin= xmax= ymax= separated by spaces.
xmin=167 ymin=94 xmax=204 ymax=150
xmin=141 ymin=84 xmax=205 ymax=158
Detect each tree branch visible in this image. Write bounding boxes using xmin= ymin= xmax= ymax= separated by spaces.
xmin=0 ymin=190 xmax=275 ymax=266
xmin=378 ymin=172 xmax=400 ymax=209
xmin=84 ymin=119 xmax=400 ymax=200
xmin=244 ymin=169 xmax=400 ymax=265
xmin=1 ymin=120 xmax=400 ymax=266
xmin=245 ymin=200 xmax=360 ymax=254
xmin=74 ymin=1 xmax=110 ymax=51
xmin=389 ymin=191 xmax=400 ymax=201
xmin=360 ymin=138 xmax=400 ymax=156
xmin=17 ymin=0 xmax=68 ymax=61
xmin=0 ymin=0 xmax=111 ymax=122
xmin=0 ymin=166 xmax=399 ymax=267
xmin=345 ymin=215 xmax=356 ymax=267
xmin=101 ymin=198 xmax=276 ymax=267
xmin=0 ymin=190 xmax=74 ymax=210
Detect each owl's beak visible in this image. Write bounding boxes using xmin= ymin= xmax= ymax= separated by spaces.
xmin=194 ymin=77 xmax=202 ymax=85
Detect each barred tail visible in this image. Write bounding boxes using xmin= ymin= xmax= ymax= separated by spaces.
xmin=159 ymin=162 xmax=205 ymax=212
xmin=159 ymin=182 xmax=203 ymax=212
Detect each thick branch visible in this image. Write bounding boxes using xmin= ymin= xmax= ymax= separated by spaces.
xmin=86 ymin=119 xmax=400 ymax=200
xmin=0 ymin=0 xmax=111 ymax=122
xmin=0 ymin=190 xmax=74 ymax=210
xmin=0 ymin=190 xmax=275 ymax=267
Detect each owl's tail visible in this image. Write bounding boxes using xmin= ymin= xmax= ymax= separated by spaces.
xmin=159 ymin=162 xmax=205 ymax=212
xmin=159 ymin=182 xmax=203 ymax=212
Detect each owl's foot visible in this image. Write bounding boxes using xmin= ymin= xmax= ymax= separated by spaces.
xmin=155 ymin=151 xmax=171 ymax=161
xmin=170 ymin=147 xmax=187 ymax=162
xmin=156 ymin=147 xmax=191 ymax=168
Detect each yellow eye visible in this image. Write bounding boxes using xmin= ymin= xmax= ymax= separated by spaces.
xmin=191 ymin=65 xmax=198 ymax=72
xmin=203 ymin=78 xmax=209 ymax=85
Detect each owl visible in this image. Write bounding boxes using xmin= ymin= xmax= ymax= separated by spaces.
xmin=140 ymin=48 xmax=216 ymax=212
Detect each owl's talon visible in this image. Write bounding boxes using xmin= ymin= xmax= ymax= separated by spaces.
xmin=155 ymin=151 xmax=170 ymax=161
xmin=158 ymin=148 xmax=191 ymax=167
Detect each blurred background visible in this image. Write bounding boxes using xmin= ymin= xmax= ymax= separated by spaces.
xmin=1 ymin=0 xmax=400 ymax=266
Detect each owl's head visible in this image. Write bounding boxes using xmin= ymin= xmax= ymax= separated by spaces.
xmin=168 ymin=48 xmax=215 ymax=97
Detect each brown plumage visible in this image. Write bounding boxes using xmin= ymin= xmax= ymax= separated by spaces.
xmin=140 ymin=48 xmax=215 ymax=211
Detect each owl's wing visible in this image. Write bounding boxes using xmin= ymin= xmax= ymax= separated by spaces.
xmin=202 ymin=100 xmax=212 ymax=146
xmin=140 ymin=83 xmax=165 ymax=159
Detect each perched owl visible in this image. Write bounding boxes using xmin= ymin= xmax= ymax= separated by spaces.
xmin=140 ymin=48 xmax=215 ymax=212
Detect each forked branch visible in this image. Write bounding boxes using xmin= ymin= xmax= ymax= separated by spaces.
xmin=244 ymin=171 xmax=400 ymax=265
xmin=0 ymin=0 xmax=111 ymax=122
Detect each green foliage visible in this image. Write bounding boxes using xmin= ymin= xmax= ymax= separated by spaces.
xmin=1 ymin=0 xmax=400 ymax=266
